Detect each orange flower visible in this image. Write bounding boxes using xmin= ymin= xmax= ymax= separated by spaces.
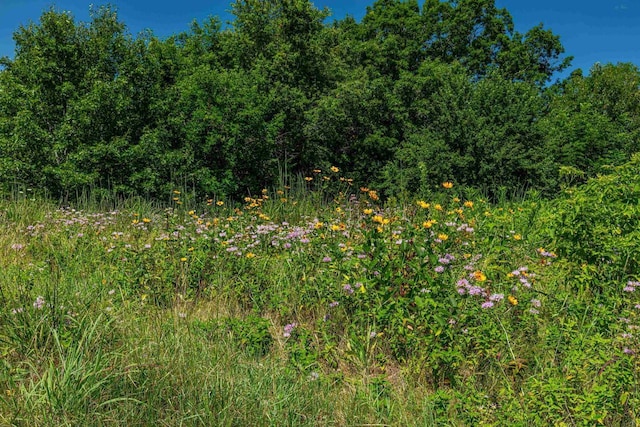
xmin=442 ymin=182 xmax=453 ymax=189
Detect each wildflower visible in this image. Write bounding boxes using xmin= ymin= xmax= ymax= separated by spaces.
xmin=283 ymin=323 xmax=297 ymax=338
xmin=11 ymin=243 xmax=24 ymax=251
xmin=313 ymin=169 xmax=321 ymax=173
xmin=508 ymin=295 xmax=518 ymax=305
xmin=368 ymin=190 xmax=379 ymax=201
xmin=513 ymin=234 xmax=522 ymax=241
xmin=180 ymin=257 xmax=188 ymax=262
xmin=330 ymin=166 xmax=339 ymax=173
xmin=481 ymin=301 xmax=494 ymax=309
xmin=322 ymin=256 xmax=332 ymax=263
xmin=142 ymin=217 xmax=151 ymax=223
xmin=329 ymin=301 xmax=339 ymax=308
xmin=309 ymin=372 xmax=320 ymax=381
xmin=442 ymin=182 xmax=454 ymax=189
xmin=623 ymin=347 xmax=635 ymax=355
xmin=489 ymin=293 xmax=504 ymax=302
xmin=314 ymin=222 xmax=324 ymax=229
xmin=434 ymin=204 xmax=443 ymax=211
xmin=437 ymin=233 xmax=449 ymax=241
xmin=531 ymin=299 xmax=541 ymax=308
xmin=216 ymin=201 xmax=224 ymax=206
xmin=473 ymin=271 xmax=487 ymax=282
xmin=246 ymin=252 xmax=256 ymax=259
xmin=423 ymin=220 xmax=436 ymax=228
xmin=33 ymin=296 xmax=45 ymax=310
xmin=417 ymin=200 xmax=430 ymax=209
xmin=363 ymin=208 xmax=373 ymax=215
xmin=468 ymin=286 xmax=484 ymax=296
xmin=343 ymin=284 xmax=354 ymax=294
xmin=464 ymin=201 xmax=474 ymax=208
xmin=435 ymin=266 xmax=445 ymax=273
xmin=305 ymin=177 xmax=313 ymax=181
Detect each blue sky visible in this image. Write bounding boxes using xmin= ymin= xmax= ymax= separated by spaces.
xmin=1 ymin=0 xmax=638 ymax=80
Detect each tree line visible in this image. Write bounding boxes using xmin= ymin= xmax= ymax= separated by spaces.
xmin=0 ymin=0 xmax=638 ymax=200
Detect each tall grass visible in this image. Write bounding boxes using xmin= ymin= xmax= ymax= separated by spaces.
xmin=1 ymin=168 xmax=640 ymax=425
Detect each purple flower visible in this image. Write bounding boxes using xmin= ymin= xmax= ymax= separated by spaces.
xmin=468 ymin=286 xmax=484 ymax=296
xmin=489 ymin=293 xmax=504 ymax=302
xmin=456 ymin=278 xmax=469 ymax=287
xmin=33 ymin=296 xmax=45 ymax=310
xmin=322 ymin=256 xmax=332 ymax=263
xmin=343 ymin=284 xmax=354 ymax=294
xmin=623 ymin=347 xmax=635 ymax=355
xmin=529 ymin=308 xmax=540 ymax=315
xmin=329 ymin=301 xmax=339 ymax=308
xmin=481 ymin=301 xmax=494 ymax=309
xmin=283 ymin=323 xmax=297 ymax=338
xmin=531 ymin=299 xmax=541 ymax=308
xmin=435 ymin=266 xmax=445 ymax=273
xmin=369 ymin=331 xmax=377 ymax=339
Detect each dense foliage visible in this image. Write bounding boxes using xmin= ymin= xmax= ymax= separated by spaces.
xmin=2 ymin=157 xmax=640 ymax=424
xmin=0 ymin=0 xmax=638 ymax=201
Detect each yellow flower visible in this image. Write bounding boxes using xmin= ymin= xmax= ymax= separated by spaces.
xmin=473 ymin=271 xmax=487 ymax=282
xmin=173 ymin=190 xmax=181 ymax=195
xmin=246 ymin=252 xmax=256 ymax=259
xmin=368 ymin=190 xmax=379 ymax=201
xmin=363 ymin=208 xmax=373 ymax=215
xmin=453 ymin=197 xmax=460 ymax=202
xmin=331 ymin=224 xmax=341 ymax=231
xmin=313 ymin=169 xmax=321 ymax=173
xmin=188 ymin=210 xmax=195 ymax=215
xmin=437 ymin=233 xmax=448 ymax=241
xmin=142 ymin=217 xmax=151 ymax=223
xmin=305 ymin=176 xmax=313 ymax=181
xmin=508 ymin=295 xmax=518 ymax=306
xmin=188 ymin=247 xmax=195 ymax=252
xmin=330 ymin=166 xmax=339 ymax=173
xmin=180 ymin=257 xmax=188 ymax=262
xmin=464 ymin=201 xmax=474 ymax=208
xmin=315 ymin=222 xmax=324 ymax=229
xmin=442 ymin=181 xmax=453 ymax=189
xmin=372 ymin=215 xmax=384 ymax=224
xmin=434 ymin=204 xmax=443 ymax=211
xmin=417 ymin=200 xmax=430 ymax=209
xmin=216 ymin=201 xmax=224 ymax=206
xmin=423 ymin=220 xmax=436 ymax=228
xmin=513 ymin=234 xmax=522 ymax=240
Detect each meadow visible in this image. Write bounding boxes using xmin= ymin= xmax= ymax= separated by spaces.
xmin=1 ymin=159 xmax=640 ymax=426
